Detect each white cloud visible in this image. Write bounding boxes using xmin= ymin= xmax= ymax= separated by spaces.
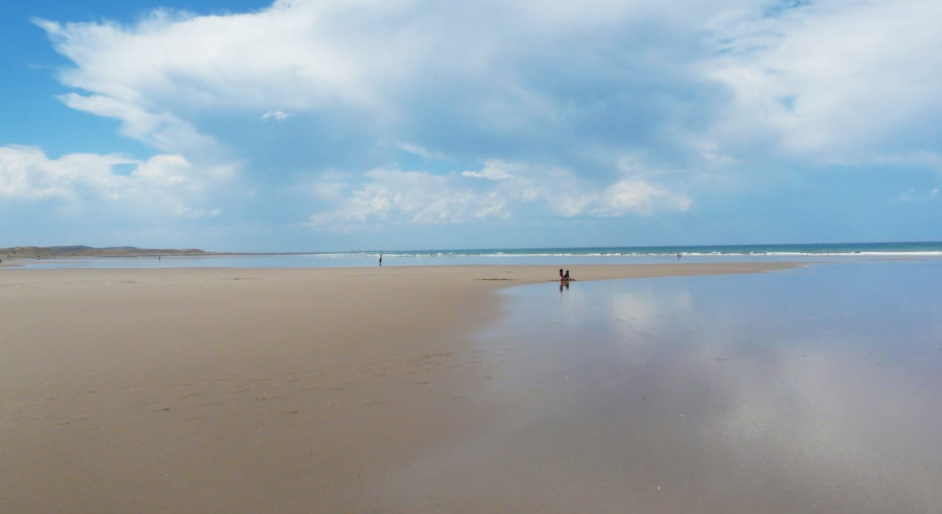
xmin=261 ymin=110 xmax=293 ymax=122
xmin=27 ymin=0 xmax=942 ymax=245
xmin=132 ymin=154 xmax=190 ymax=187
xmin=35 ymin=2 xmax=725 ymax=160
xmin=310 ymin=168 xmax=510 ymax=228
xmin=396 ymin=143 xmax=435 ymax=160
xmin=462 ymin=162 xmax=515 ymax=181
xmin=0 ymin=145 xmax=226 ymax=218
xmin=707 ymin=0 xmax=942 ymax=162
xmin=37 ymin=1 xmax=942 ymax=161
xmin=592 ymin=180 xmax=693 ymax=216
xmin=35 ymin=4 xmax=384 ymax=141
xmin=309 ymin=159 xmax=690 ymax=229
xmin=38 ymin=0 xmax=942 ymax=175
xmin=57 ymin=92 xmax=225 ymax=158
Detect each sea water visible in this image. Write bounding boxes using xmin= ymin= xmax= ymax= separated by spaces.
xmin=9 ymin=241 xmax=942 ymax=269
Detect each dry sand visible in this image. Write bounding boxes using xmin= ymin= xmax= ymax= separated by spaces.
xmin=1 ymin=263 xmax=799 ymax=513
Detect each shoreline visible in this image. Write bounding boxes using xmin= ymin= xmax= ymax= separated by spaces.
xmin=2 ymin=262 xmax=802 ymax=513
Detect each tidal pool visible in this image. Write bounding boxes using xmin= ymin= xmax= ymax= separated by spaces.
xmin=393 ymin=261 xmax=942 ymax=513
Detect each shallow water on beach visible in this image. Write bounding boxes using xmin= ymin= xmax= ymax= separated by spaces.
xmin=392 ymin=261 xmax=942 ymax=512
xmin=5 ymin=252 xmax=876 ymax=269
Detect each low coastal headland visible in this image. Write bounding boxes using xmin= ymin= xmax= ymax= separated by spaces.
xmin=0 ymin=245 xmax=209 ymax=260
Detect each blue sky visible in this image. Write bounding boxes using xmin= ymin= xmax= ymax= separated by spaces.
xmin=1 ymin=0 xmax=940 ymax=251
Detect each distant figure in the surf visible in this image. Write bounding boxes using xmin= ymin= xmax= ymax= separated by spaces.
xmin=677 ymin=252 xmax=682 ymax=260
xmin=379 ymin=254 xmax=383 ymax=267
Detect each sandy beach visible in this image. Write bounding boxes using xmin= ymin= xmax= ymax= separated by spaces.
xmin=1 ymin=262 xmax=808 ymax=513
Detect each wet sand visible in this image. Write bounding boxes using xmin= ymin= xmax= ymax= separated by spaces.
xmin=429 ymin=262 xmax=942 ymax=513
xmin=2 ymin=262 xmax=809 ymax=513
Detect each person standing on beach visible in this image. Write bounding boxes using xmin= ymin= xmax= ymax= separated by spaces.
xmin=379 ymin=254 xmax=383 ymax=267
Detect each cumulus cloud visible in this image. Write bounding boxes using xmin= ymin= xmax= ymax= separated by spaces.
xmin=308 ymin=159 xmax=690 ymax=229
xmin=37 ymin=1 xmax=942 ymax=164
xmin=34 ymin=1 xmax=728 ymax=165
xmin=309 ymin=168 xmax=510 ymax=228
xmin=0 ymin=145 xmax=225 ymax=218
xmin=592 ymin=180 xmax=692 ymax=216
xmin=29 ymin=0 xmax=942 ymax=242
xmin=707 ymin=0 xmax=942 ymax=164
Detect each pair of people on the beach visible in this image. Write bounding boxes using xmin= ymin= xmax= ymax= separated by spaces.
xmin=559 ymin=269 xmax=570 ymax=282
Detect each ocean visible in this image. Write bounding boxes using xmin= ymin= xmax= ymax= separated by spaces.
xmin=7 ymin=241 xmax=942 ymax=269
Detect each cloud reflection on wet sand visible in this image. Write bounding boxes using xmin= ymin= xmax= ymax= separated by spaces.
xmin=384 ymin=261 xmax=942 ymax=513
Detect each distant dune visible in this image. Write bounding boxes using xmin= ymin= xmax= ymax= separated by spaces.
xmin=0 ymin=246 xmax=209 ymax=259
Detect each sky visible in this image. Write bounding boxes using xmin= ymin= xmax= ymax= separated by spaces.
xmin=1 ymin=0 xmax=940 ymax=252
